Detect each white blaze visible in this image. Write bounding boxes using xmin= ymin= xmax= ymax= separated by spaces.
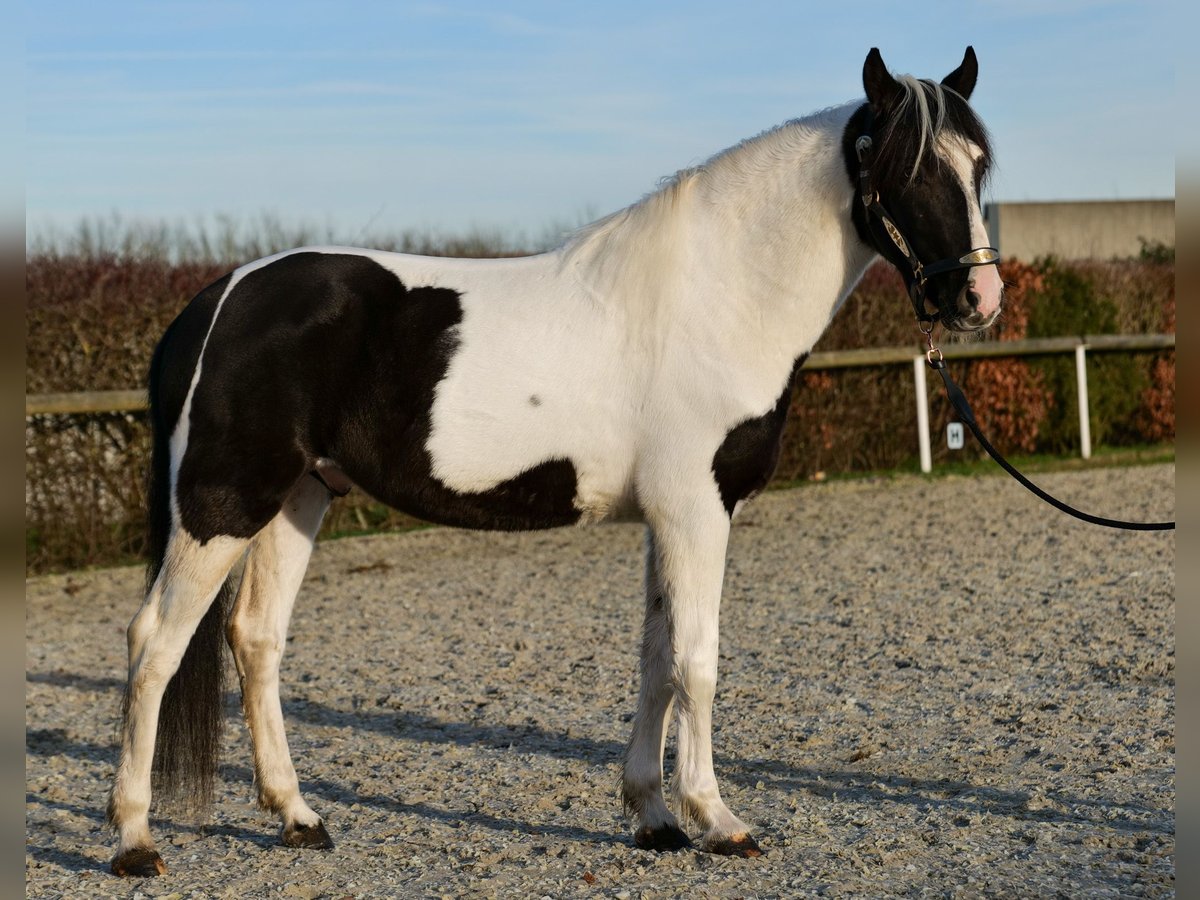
xmin=943 ymin=138 xmax=1003 ymax=320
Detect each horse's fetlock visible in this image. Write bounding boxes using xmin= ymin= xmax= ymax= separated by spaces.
xmin=678 ymin=794 xmax=706 ymax=829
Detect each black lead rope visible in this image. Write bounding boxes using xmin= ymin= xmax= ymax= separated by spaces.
xmin=854 ymin=134 xmax=1000 ymax=324
xmin=854 ymin=126 xmax=1172 ymax=531
xmin=928 ymin=356 xmax=1175 ymax=531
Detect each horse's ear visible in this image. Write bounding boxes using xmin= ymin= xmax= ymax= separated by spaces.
xmin=863 ymin=47 xmax=901 ymax=111
xmin=942 ymin=46 xmax=978 ymax=101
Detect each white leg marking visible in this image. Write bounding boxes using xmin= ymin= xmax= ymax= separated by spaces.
xmin=110 ymin=530 xmax=248 ymax=856
xmin=623 ymin=530 xmax=682 ymax=840
xmin=227 ymin=477 xmax=331 ymax=829
xmin=650 ymin=495 xmax=754 ymax=850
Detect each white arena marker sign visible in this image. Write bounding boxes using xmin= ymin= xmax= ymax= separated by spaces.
xmin=947 ymin=422 xmax=964 ymax=450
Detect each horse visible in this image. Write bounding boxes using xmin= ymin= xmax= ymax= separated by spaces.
xmin=107 ymin=46 xmax=1003 ymax=876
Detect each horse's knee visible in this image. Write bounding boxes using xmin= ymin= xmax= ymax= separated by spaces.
xmin=673 ymin=654 xmax=717 ymax=704
xmin=227 ymin=577 xmax=284 ymax=668
xmin=126 ymin=626 xmax=191 ymax=695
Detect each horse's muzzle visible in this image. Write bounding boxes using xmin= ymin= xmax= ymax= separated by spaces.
xmin=945 ymin=286 xmax=1001 ymax=333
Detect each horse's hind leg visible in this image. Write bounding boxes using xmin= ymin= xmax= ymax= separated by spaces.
xmin=226 ymin=475 xmax=333 ymax=849
xmin=109 ymin=531 xmax=249 ymax=876
xmin=622 ymin=530 xmax=691 ymax=850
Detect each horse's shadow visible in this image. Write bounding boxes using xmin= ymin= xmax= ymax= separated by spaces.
xmin=725 ymin=754 xmax=1170 ymax=835
xmin=25 ymin=843 xmax=104 ymax=875
xmin=27 ymin=669 xmax=1173 ymax=861
xmin=23 ymin=790 xmax=110 ymax=874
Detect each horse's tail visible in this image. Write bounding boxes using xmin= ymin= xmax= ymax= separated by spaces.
xmin=136 ymin=324 xmax=234 ymax=813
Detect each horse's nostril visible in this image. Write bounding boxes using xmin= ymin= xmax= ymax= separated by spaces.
xmin=955 ymin=288 xmax=982 ymax=318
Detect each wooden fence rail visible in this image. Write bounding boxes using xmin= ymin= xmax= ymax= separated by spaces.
xmin=26 ymin=333 xmax=1174 ymax=471
xmin=26 ymin=333 xmax=1174 ymax=418
xmin=26 ymin=389 xmax=149 ymax=416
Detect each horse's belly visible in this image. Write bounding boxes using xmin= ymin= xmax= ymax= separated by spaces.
xmin=417 ymin=411 xmax=636 ymax=528
xmin=422 ymin=300 xmax=638 ymax=526
xmin=380 ymin=457 xmax=588 ymax=532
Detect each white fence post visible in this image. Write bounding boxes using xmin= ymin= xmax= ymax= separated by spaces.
xmin=913 ymin=355 xmax=931 ymax=473
xmin=1075 ymin=343 xmax=1092 ymax=459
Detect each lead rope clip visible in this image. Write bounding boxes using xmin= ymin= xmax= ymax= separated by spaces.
xmin=920 ymin=321 xmax=943 ymax=367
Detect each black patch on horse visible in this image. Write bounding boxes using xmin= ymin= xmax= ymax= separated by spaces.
xmin=146 ymin=273 xmax=231 ymax=574
xmin=167 ymin=252 xmax=581 ymax=540
xmin=711 ymin=354 xmax=807 ymax=515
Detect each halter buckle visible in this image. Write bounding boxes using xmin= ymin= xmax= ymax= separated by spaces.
xmin=855 ymin=135 xmax=873 ymax=162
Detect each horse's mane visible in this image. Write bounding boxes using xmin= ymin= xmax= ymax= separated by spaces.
xmin=559 ymin=77 xmax=991 ymax=286
xmin=559 ymin=105 xmax=851 ymax=278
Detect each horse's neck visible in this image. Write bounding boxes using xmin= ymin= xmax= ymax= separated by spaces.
xmin=565 ymin=103 xmax=875 ymax=371
xmin=686 ymin=106 xmax=875 ymax=353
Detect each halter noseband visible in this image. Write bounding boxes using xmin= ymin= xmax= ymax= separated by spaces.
xmin=854 ymin=133 xmax=999 ymax=324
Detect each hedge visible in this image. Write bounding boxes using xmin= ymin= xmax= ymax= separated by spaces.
xmin=26 ymin=241 xmax=1174 ymax=573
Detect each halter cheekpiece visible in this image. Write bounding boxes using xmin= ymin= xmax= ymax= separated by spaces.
xmin=853 ymin=131 xmax=999 ymax=324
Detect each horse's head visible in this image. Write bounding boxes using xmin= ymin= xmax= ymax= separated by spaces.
xmin=847 ymin=47 xmax=1003 ymax=334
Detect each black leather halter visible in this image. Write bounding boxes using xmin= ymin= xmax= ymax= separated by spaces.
xmin=854 ymin=133 xmax=999 ymax=324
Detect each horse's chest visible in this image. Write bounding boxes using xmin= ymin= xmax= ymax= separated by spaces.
xmin=710 ymin=355 xmax=805 ymax=514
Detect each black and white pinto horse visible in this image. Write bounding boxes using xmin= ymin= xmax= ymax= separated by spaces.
xmin=108 ymin=47 xmax=1002 ymax=876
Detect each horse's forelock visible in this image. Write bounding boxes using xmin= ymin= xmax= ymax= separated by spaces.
xmin=875 ymin=75 xmax=991 ymax=191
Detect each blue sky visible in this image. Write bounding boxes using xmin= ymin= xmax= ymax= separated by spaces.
xmin=26 ymin=1 xmax=1175 ymax=244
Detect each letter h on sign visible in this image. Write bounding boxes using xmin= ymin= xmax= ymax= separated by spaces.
xmin=947 ymin=422 xmax=964 ymax=450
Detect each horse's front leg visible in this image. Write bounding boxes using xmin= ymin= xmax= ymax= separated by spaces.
xmin=623 ymin=530 xmax=691 ymax=850
xmin=656 ymin=496 xmax=761 ymax=857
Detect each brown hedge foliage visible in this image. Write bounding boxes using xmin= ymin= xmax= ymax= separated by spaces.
xmin=1136 ymin=282 xmax=1175 ymax=443
xmin=26 ymin=413 xmax=151 ymax=572
xmin=25 ymin=250 xmax=1174 ymax=573
xmin=27 ymin=255 xmax=230 ymax=394
xmin=955 ymin=260 xmax=1049 ymax=455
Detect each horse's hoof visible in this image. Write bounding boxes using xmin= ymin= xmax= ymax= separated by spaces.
xmin=704 ymin=832 xmax=763 ymax=858
xmin=633 ymin=824 xmax=693 ymax=851
xmin=110 ymin=847 xmax=167 ymax=877
xmin=281 ymin=820 xmax=334 ymax=850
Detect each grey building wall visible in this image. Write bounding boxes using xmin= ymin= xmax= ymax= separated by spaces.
xmin=983 ymin=199 xmax=1175 ymax=261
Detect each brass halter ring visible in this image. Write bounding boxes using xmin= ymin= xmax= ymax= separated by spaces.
xmin=919 ymin=318 xmax=943 ymax=365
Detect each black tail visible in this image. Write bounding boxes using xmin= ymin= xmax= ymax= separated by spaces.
xmin=129 ymin=327 xmax=234 ymax=814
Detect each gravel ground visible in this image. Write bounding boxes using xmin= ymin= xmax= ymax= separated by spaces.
xmin=26 ymin=464 xmax=1175 ymax=899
